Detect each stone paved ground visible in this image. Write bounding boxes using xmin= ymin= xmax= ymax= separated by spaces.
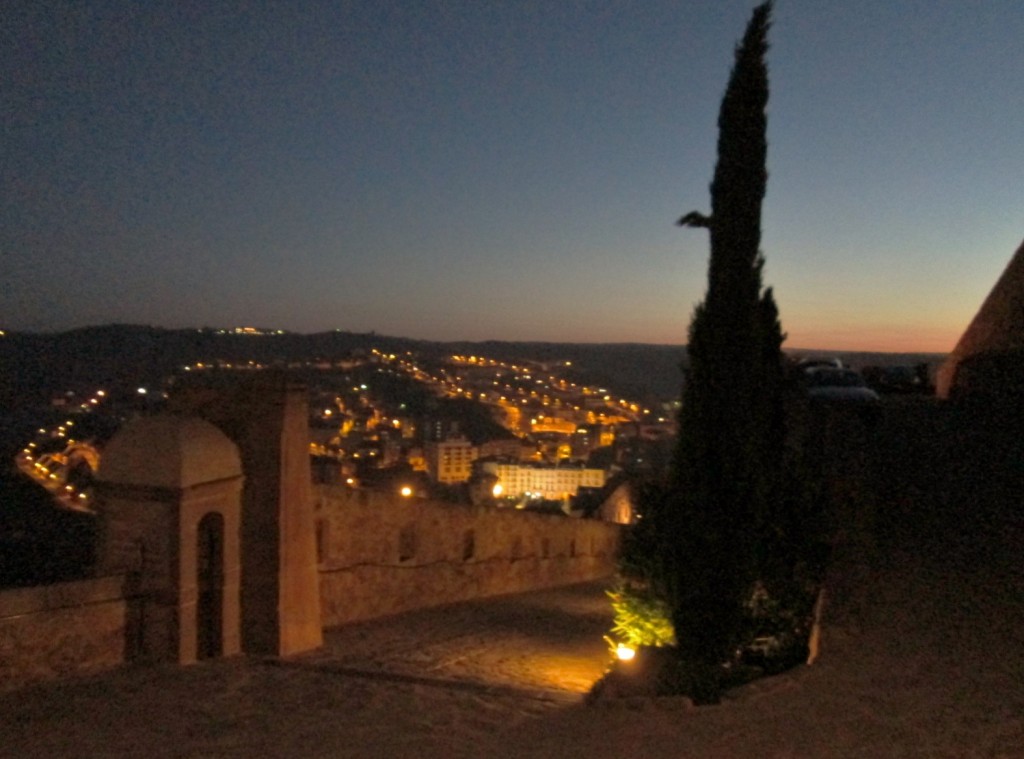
xmin=3 ymin=400 xmax=1023 ymax=758
xmin=0 ymin=582 xmax=613 ymax=759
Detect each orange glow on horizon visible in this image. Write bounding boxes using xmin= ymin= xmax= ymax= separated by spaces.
xmin=785 ymin=324 xmax=960 ymax=355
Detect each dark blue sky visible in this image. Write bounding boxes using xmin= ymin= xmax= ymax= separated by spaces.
xmin=4 ymin=0 xmax=1022 ymax=350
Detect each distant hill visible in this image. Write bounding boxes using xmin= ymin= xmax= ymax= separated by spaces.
xmin=440 ymin=340 xmax=688 ymax=403
xmin=0 ymin=326 xmax=688 ymax=407
xmin=0 ymin=325 xmax=411 ymax=409
xmin=0 ymin=324 xmax=947 ymax=413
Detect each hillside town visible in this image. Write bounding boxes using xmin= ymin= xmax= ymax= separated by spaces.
xmin=10 ymin=344 xmax=679 ymax=544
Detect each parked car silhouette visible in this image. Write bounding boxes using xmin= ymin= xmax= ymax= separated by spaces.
xmin=861 ymin=364 xmax=932 ymax=395
xmin=803 ymin=366 xmax=881 ymax=423
xmin=797 ymin=357 xmax=844 ymax=372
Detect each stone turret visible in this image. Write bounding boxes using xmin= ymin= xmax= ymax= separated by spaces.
xmin=95 ymin=414 xmax=243 ymax=664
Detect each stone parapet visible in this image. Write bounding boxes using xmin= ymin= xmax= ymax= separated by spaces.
xmin=315 ymin=485 xmax=621 ymax=628
xmin=0 ymin=575 xmax=129 ymax=692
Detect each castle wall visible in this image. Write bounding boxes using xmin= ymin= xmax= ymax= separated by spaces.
xmin=1 ymin=490 xmax=621 ymax=691
xmin=0 ymin=575 xmax=128 ymax=692
xmin=937 ymin=239 xmax=1024 ymax=400
xmin=314 ymin=485 xmax=622 ymax=627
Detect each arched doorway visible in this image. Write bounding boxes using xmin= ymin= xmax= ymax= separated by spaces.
xmin=197 ymin=512 xmax=224 ymax=659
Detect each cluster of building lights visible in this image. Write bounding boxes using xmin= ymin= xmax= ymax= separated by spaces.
xmin=429 ymin=355 xmax=651 ymax=428
xmin=15 ymin=389 xmax=110 ymax=508
xmin=327 ymin=348 xmax=672 ymax=506
xmin=211 ymin=327 xmax=287 ymax=336
xmin=369 ymin=350 xmax=670 ymax=460
xmin=182 ymin=359 xmax=266 ymax=372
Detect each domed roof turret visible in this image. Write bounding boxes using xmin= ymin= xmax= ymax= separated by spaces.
xmin=98 ymin=414 xmax=241 ymax=490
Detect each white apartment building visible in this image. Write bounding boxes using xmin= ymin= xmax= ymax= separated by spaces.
xmin=478 ymin=460 xmax=605 ymax=501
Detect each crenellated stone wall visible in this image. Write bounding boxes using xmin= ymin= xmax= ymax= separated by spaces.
xmin=1 ymin=488 xmax=622 ymax=692
xmin=315 ymin=485 xmax=622 ymax=627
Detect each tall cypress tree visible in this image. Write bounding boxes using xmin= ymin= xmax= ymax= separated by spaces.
xmin=670 ymin=0 xmax=785 ymax=670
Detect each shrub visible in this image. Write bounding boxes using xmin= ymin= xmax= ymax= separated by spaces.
xmin=606 ymin=581 xmax=676 ymax=652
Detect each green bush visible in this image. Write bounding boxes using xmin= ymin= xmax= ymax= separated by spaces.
xmin=606 ymin=581 xmax=676 ymax=651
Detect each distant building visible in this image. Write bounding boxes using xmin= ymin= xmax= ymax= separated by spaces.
xmin=477 ymin=437 xmax=525 ymax=460
xmin=405 ymin=445 xmax=428 ymax=473
xmin=478 ymin=460 xmax=605 ymax=501
xmin=424 ymin=437 xmax=477 ymax=484
xmin=529 ymin=415 xmax=576 ymax=434
xmin=570 ymin=424 xmax=606 ymax=461
xmin=595 ymin=478 xmax=637 ymax=525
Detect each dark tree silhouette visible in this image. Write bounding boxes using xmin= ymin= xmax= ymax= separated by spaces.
xmin=668 ymin=0 xmax=786 ymax=675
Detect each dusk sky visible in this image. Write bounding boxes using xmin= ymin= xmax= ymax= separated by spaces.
xmin=3 ymin=1 xmax=1022 ymax=351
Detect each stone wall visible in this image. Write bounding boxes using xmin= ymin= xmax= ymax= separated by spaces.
xmin=937 ymin=239 xmax=1024 ymax=399
xmin=0 ymin=575 xmax=128 ymax=692
xmin=315 ymin=485 xmax=622 ymax=627
xmin=0 ymin=489 xmax=622 ymax=692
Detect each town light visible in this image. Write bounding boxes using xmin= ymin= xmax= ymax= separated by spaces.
xmin=616 ymin=644 xmax=636 ymax=662
xmin=492 ymin=483 xmax=504 ymax=498
xmin=400 ymin=485 xmax=413 ymax=497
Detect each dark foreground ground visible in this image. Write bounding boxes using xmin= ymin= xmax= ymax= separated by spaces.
xmin=2 ymin=398 xmax=1022 ymax=758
